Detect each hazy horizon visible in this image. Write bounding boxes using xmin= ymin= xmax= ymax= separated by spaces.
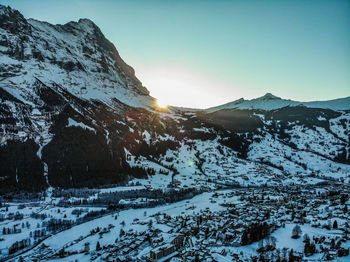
xmin=2 ymin=0 xmax=350 ymax=108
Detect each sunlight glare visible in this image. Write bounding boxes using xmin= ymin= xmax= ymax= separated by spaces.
xmin=156 ymin=99 xmax=168 ymax=109
xmin=134 ymin=64 xmax=236 ymax=109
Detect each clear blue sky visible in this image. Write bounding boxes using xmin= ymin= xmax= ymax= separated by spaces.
xmin=3 ymin=0 xmax=350 ymax=108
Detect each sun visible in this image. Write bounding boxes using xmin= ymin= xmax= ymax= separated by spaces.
xmin=156 ymin=99 xmax=168 ymax=109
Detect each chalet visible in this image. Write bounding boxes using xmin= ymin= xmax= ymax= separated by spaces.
xmin=149 ymin=244 xmax=176 ymax=260
xmin=170 ymin=234 xmax=185 ymax=249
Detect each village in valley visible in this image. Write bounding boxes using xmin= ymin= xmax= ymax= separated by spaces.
xmin=1 ymin=181 xmax=349 ymax=262
xmin=0 ymin=3 xmax=350 ymax=262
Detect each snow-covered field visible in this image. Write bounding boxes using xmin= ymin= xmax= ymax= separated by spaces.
xmin=1 ymin=184 xmax=349 ymax=261
xmin=1 ymin=5 xmax=350 ymax=262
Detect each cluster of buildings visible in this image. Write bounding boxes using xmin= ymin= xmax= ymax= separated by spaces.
xmin=3 ymin=184 xmax=349 ymax=261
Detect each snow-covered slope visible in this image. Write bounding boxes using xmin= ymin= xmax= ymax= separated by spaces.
xmin=206 ymin=93 xmax=350 ymax=112
xmin=0 ymin=5 xmax=349 ymax=193
xmin=0 ymin=5 xmax=153 ymax=108
xmin=0 ymin=5 xmax=156 ymax=191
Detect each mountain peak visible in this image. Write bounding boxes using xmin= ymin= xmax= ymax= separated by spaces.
xmin=206 ymin=93 xmax=350 ymax=112
xmin=0 ymin=4 xmax=152 ymax=108
xmin=78 ymin=18 xmax=96 ymax=26
xmin=0 ymin=4 xmax=31 ymax=34
xmin=0 ymin=4 xmax=11 ymax=15
xmin=76 ymin=18 xmax=99 ymax=32
xmin=260 ymin=93 xmax=281 ymax=100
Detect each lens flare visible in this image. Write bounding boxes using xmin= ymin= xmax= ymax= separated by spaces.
xmin=156 ymin=99 xmax=168 ymax=109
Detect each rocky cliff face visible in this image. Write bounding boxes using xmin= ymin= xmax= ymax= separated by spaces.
xmin=0 ymin=5 xmax=349 ymax=193
xmin=0 ymin=5 xmax=156 ymax=192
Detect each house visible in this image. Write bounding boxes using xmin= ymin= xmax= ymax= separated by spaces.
xmin=170 ymin=234 xmax=185 ymax=249
xmin=150 ymin=244 xmax=176 ymax=260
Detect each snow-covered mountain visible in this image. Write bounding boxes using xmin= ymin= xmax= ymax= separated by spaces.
xmin=0 ymin=4 xmax=157 ymax=192
xmin=206 ymin=93 xmax=350 ymax=112
xmin=0 ymin=5 xmax=152 ymax=108
xmin=0 ymin=5 xmax=349 ymax=193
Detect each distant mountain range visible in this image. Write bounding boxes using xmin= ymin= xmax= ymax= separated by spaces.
xmin=0 ymin=5 xmax=349 ymax=193
xmin=206 ymin=93 xmax=350 ymax=112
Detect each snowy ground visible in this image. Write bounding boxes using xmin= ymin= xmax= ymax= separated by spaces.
xmin=1 ymin=184 xmax=349 ymax=261
xmin=211 ymin=223 xmax=350 ymax=262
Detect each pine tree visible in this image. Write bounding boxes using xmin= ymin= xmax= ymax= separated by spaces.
xmin=333 ymin=220 xmax=338 ymax=229
xmin=148 ymin=219 xmax=153 ymax=229
xmin=289 ymin=249 xmax=295 ymax=262
xmin=304 ymin=237 xmax=310 ymax=256
xmin=119 ymin=228 xmax=125 ymax=237
xmin=96 ymin=241 xmax=101 ymax=251
xmin=241 ymin=231 xmax=248 ymax=245
xmin=291 ymin=225 xmax=302 ymax=239
xmin=259 ymin=253 xmax=266 ymax=262
xmin=340 ymin=194 xmax=348 ymax=205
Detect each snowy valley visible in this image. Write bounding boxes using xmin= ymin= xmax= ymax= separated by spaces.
xmin=0 ymin=5 xmax=349 ymax=262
